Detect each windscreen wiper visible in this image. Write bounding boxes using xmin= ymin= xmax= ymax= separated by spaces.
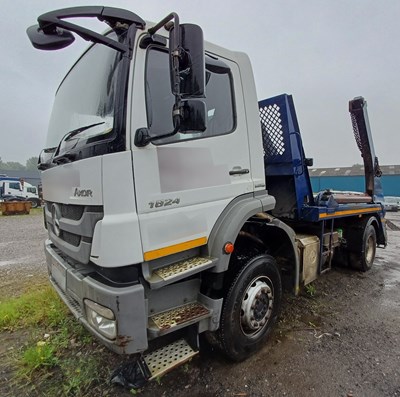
xmin=37 ymin=147 xmax=57 ymax=170
xmin=51 ymin=122 xmax=106 ymax=165
xmin=39 ymin=122 xmax=106 ymax=169
xmin=64 ymin=121 xmax=105 ymax=141
xmin=52 ymin=152 xmax=77 ymax=165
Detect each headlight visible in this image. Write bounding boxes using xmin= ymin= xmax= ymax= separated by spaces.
xmin=84 ymin=299 xmax=117 ymax=340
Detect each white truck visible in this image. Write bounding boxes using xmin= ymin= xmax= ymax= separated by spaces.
xmin=27 ymin=7 xmax=386 ymax=382
xmin=0 ymin=177 xmax=41 ymax=207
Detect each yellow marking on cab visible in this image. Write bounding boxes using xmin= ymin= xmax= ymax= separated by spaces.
xmin=319 ymin=207 xmax=381 ymax=220
xmin=144 ymin=237 xmax=208 ymax=261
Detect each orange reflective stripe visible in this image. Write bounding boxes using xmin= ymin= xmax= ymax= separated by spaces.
xmin=144 ymin=237 xmax=207 ymax=261
xmin=319 ymin=207 xmax=381 ymax=219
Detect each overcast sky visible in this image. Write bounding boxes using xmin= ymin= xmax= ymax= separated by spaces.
xmin=1 ymin=0 xmax=399 ymax=168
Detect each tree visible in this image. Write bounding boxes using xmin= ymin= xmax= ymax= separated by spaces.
xmin=26 ymin=156 xmax=39 ymax=170
xmin=2 ymin=161 xmax=25 ymax=170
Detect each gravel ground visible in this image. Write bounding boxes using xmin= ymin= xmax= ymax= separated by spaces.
xmin=0 ymin=210 xmax=48 ymax=299
xmin=0 ymin=210 xmax=399 ymax=397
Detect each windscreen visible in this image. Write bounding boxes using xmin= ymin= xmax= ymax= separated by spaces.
xmin=46 ymin=32 xmax=124 ymax=150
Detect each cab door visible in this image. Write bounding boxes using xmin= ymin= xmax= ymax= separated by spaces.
xmin=130 ymin=44 xmax=253 ymax=260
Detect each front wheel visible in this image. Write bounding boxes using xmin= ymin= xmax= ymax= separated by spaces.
xmin=27 ymin=198 xmax=39 ymax=208
xmin=217 ymin=255 xmax=282 ymax=362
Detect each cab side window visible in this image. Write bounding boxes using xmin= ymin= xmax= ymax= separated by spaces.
xmin=145 ymin=48 xmax=235 ymax=144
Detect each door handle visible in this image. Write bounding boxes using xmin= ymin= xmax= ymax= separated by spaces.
xmin=229 ymin=168 xmax=250 ymax=175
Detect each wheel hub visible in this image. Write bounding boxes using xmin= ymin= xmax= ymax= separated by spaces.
xmin=240 ymin=277 xmax=273 ymax=336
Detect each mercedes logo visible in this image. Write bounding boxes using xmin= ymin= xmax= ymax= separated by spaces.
xmin=51 ymin=203 xmax=62 ymax=237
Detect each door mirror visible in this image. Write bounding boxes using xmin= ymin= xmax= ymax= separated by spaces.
xmin=169 ymin=24 xmax=205 ymax=98
xmin=135 ymin=99 xmax=206 ymax=147
xmin=27 ymin=25 xmax=75 ymax=50
xmin=178 ymin=100 xmax=207 ymax=133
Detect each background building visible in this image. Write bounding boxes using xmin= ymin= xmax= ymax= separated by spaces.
xmin=0 ymin=169 xmax=41 ymax=187
xmin=310 ymin=164 xmax=400 ymax=196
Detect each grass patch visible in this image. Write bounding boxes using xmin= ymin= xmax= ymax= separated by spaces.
xmin=1 ymin=283 xmax=115 ymax=396
xmin=305 ymin=283 xmax=316 ymax=297
xmin=61 ymin=356 xmax=103 ymax=396
xmin=17 ymin=319 xmax=105 ymax=393
xmin=0 ymin=285 xmax=68 ymax=330
xmin=21 ymin=341 xmax=59 ymax=373
xmin=29 ymin=207 xmax=44 ymax=216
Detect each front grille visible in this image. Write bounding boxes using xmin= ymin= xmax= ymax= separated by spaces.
xmin=61 ymin=204 xmax=85 ymax=220
xmin=46 ymin=202 xmax=85 ymax=221
xmin=62 ymin=230 xmax=81 ymax=247
xmin=45 ymin=201 xmax=104 ymax=264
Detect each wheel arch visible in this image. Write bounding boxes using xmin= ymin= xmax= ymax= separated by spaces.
xmin=371 ymin=213 xmax=387 ymax=247
xmin=205 ymin=196 xmax=300 ymax=295
xmin=205 ymin=192 xmax=275 ymax=272
xmin=344 ymin=213 xmax=386 ymax=251
xmin=368 ymin=215 xmax=381 ymax=241
xmin=235 ymin=217 xmax=300 ymax=295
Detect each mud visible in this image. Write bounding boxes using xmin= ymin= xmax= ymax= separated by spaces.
xmin=0 ymin=211 xmax=399 ymax=396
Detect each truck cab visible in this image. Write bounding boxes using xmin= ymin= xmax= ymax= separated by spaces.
xmin=28 ymin=6 xmax=386 ymax=381
xmin=0 ymin=177 xmax=41 ymax=207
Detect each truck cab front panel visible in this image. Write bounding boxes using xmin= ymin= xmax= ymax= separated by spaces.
xmin=42 ymin=151 xmax=143 ymax=267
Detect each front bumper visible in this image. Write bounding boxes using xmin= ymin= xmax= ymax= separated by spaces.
xmin=45 ymin=239 xmax=148 ymax=354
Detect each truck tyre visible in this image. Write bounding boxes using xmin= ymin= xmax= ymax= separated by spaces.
xmin=349 ymin=224 xmax=376 ymax=272
xmin=27 ymin=198 xmax=39 ymax=208
xmin=217 ymin=254 xmax=282 ymax=362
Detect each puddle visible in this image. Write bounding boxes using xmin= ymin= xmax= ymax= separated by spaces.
xmin=0 ymin=260 xmax=18 ymax=267
xmin=383 ymin=267 xmax=400 ymax=290
xmin=0 ymin=256 xmax=32 ymax=267
xmin=386 ymin=219 xmax=400 ymax=231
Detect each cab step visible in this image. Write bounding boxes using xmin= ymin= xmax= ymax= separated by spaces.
xmin=148 ymin=256 xmax=217 ymax=289
xmin=148 ymin=302 xmax=211 ymax=338
xmin=144 ymin=339 xmax=198 ymax=380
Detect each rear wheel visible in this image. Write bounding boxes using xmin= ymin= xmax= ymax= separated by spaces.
xmin=349 ymin=224 xmax=376 ymax=271
xmin=217 ymin=255 xmax=282 ymax=362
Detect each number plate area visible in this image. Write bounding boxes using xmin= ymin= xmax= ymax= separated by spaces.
xmin=51 ymin=257 xmax=67 ymax=292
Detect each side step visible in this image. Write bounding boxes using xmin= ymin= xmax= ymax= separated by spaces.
xmin=148 ymin=256 xmax=217 ymax=289
xmin=148 ymin=302 xmax=211 ymax=338
xmin=144 ymin=339 xmax=198 ymax=380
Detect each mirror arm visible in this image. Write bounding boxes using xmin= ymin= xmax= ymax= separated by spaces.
xmin=135 ymin=105 xmax=182 ymax=147
xmin=136 ymin=13 xmax=184 ymax=148
xmin=148 ymin=12 xmax=179 ymax=36
xmin=148 ymin=13 xmax=182 ymax=105
xmin=43 ymin=19 xmax=128 ymax=52
xmin=135 ymin=122 xmax=180 ymax=148
xmin=33 ymin=6 xmax=146 ymax=52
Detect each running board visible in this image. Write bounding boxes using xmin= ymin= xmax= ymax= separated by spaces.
xmin=148 ymin=256 xmax=217 ymax=289
xmin=143 ymin=339 xmax=198 ymax=380
xmin=110 ymin=339 xmax=198 ymax=388
xmin=148 ymin=302 xmax=211 ymax=338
